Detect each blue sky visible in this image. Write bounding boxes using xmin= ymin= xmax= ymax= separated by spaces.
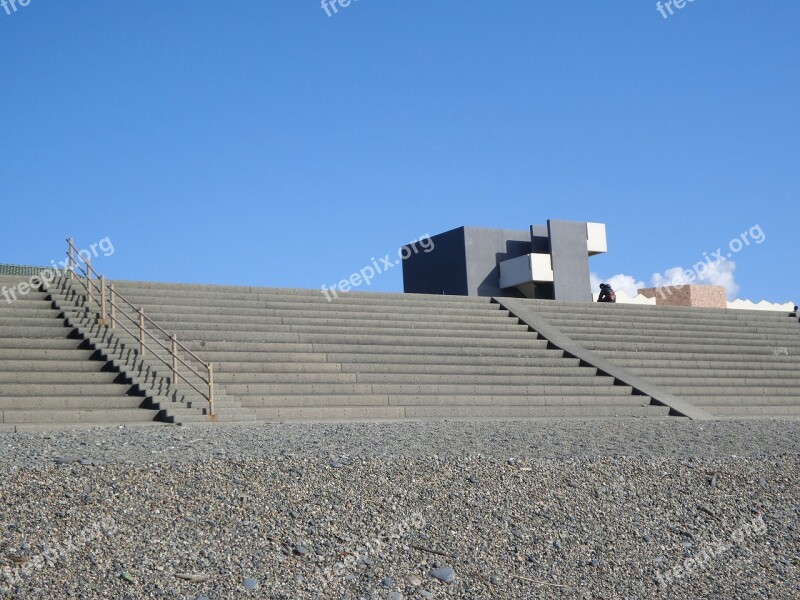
xmin=1 ymin=1 xmax=798 ymax=303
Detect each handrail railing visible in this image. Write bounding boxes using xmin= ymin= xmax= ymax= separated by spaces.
xmin=64 ymin=237 xmax=216 ymax=416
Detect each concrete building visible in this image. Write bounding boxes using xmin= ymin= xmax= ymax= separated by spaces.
xmin=401 ymin=220 xmax=607 ymax=302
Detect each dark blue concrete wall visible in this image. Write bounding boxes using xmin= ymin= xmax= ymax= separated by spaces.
xmin=401 ymin=227 xmax=469 ymax=295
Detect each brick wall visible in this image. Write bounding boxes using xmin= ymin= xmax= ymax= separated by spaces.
xmin=637 ymin=285 xmax=727 ymax=308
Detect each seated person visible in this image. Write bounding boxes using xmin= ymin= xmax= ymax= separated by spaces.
xmin=597 ymin=283 xmax=616 ymax=303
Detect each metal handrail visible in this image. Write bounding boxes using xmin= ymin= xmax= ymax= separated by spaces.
xmin=65 ymin=238 xmax=216 ymax=416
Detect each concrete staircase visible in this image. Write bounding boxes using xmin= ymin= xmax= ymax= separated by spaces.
xmin=0 ymin=275 xmax=162 ymax=431
xmin=103 ymin=281 xmax=668 ymax=421
xmin=45 ymin=277 xmax=257 ymax=425
xmin=514 ymin=300 xmax=800 ymax=418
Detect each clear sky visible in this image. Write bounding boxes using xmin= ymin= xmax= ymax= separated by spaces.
xmin=1 ymin=1 xmax=798 ymax=303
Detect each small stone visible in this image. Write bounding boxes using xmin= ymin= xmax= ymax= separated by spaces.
xmin=382 ymin=577 xmax=395 ymax=588
xmin=388 ymin=593 xmax=403 ymax=600
xmin=418 ymin=591 xmax=433 ymax=599
xmin=55 ymin=456 xmax=80 ymax=465
xmin=362 ymin=556 xmax=373 ymax=566
xmin=589 ymin=559 xmax=600 ymax=568
xmin=468 ymin=475 xmax=478 ymax=484
xmin=709 ymin=476 xmax=717 ymax=488
xmin=429 ymin=566 xmax=456 ymax=583
xmin=345 ymin=574 xmax=357 ymax=581
xmin=289 ymin=510 xmax=300 ymax=519
xmin=489 ymin=575 xmax=499 ymax=585
xmin=294 ymin=545 xmax=309 ymax=556
xmin=243 ymin=578 xmax=258 ymax=591
xmin=567 ymin=481 xmax=579 ymax=489
xmin=643 ymin=534 xmax=653 ymax=543
xmin=184 ymin=516 xmax=196 ymax=523
xmin=329 ymin=461 xmax=344 ymax=469
xmin=120 ymin=572 xmax=134 ymax=583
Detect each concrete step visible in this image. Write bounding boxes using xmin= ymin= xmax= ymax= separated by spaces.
xmin=111 ymin=284 xmax=497 ymax=305
xmin=610 ymin=358 xmax=800 ymax=370
xmin=156 ymin=320 xmax=529 ymax=336
xmin=215 ymin=372 xmax=608 ymax=385
xmin=179 ymin=341 xmax=552 ymax=356
xmin=124 ymin=301 xmax=508 ymax=319
xmin=0 ymin=408 xmax=159 ymax=424
xmin=0 ymin=316 xmax=63 ymax=328
xmin=0 ymin=396 xmax=147 ymax=410
xmin=196 ymin=351 xmax=329 ymax=364
xmin=164 ymin=330 xmax=546 ymax=348
xmin=0 ymin=326 xmax=71 ymax=339
xmin=0 ymin=304 xmax=57 ymax=314
xmin=0 ymin=359 xmax=103 ymax=372
xmin=158 ymin=326 xmax=536 ymax=344
xmin=114 ymin=293 xmax=503 ymax=314
xmin=313 ymin=341 xmax=549 ymax=354
xmin=0 ymin=338 xmax=80 ymax=350
xmin=686 ymin=396 xmax=800 ymax=406
xmin=569 ymin=332 xmax=800 ymax=349
xmin=222 ymin=382 xmax=630 ymax=396
xmin=215 ymin=361 xmax=344 ymax=373
xmin=328 ymin=353 xmax=575 ymax=366
xmin=546 ymin=317 xmax=795 ymax=334
xmin=238 ymin=394 xmax=649 ymax=408
xmin=403 ymin=405 xmax=669 ymax=419
xmin=339 ymin=363 xmax=592 ymax=376
xmin=555 ymin=325 xmax=792 ymax=343
xmin=354 ymin=373 xmax=612 ymax=386
xmin=109 ymin=281 xmax=490 ymax=303
xmin=520 ymin=299 xmax=784 ymax=320
xmin=704 ymin=405 xmax=800 ymax=417
xmin=0 ymin=372 xmax=119 ymax=384
xmin=598 ymin=350 xmax=800 ymax=364
xmin=146 ymin=311 xmax=521 ymax=329
xmin=583 ymin=341 xmax=799 ymax=356
xmin=253 ymin=406 xmax=407 ymax=420
xmin=0 ymin=383 xmax=136 ymax=396
xmin=0 ymin=291 xmax=51 ymax=302
xmin=646 ymin=375 xmax=800 ymax=387
xmin=628 ymin=367 xmax=800 ymax=379
xmin=665 ymin=385 xmax=800 ymax=396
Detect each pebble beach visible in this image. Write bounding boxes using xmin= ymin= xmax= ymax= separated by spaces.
xmin=1 ymin=419 xmax=798 ymax=599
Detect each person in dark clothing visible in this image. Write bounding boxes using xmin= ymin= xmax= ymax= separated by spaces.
xmin=597 ymin=283 xmax=616 ymax=303
xmin=790 ymin=305 xmax=798 ymax=318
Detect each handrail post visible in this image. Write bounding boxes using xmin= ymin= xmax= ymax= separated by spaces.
xmin=138 ymin=308 xmax=145 ymax=357
xmin=86 ymin=257 xmax=93 ymax=305
xmin=109 ymin=284 xmax=116 ymax=329
xmin=100 ymin=275 xmax=107 ymax=325
xmin=171 ymin=334 xmax=179 ymax=385
xmin=67 ymin=238 xmax=75 ymax=279
xmin=207 ymin=363 xmax=216 ymax=418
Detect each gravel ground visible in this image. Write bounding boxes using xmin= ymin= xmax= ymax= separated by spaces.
xmin=0 ymin=419 xmax=798 ymax=599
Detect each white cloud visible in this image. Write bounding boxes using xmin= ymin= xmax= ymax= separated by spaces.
xmin=590 ymin=272 xmax=645 ymax=298
xmin=651 ymin=260 xmax=739 ymax=299
xmin=591 ymin=260 xmax=740 ymax=301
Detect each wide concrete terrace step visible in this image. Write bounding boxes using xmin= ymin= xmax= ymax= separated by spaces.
xmin=0 ymin=275 xmax=166 ymax=430
xmin=516 ymin=298 xmax=800 ymax=419
xmin=105 ymin=280 xmax=667 ymax=421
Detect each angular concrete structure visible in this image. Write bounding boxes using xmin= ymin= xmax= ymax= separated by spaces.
xmin=401 ymin=220 xmax=606 ymax=301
